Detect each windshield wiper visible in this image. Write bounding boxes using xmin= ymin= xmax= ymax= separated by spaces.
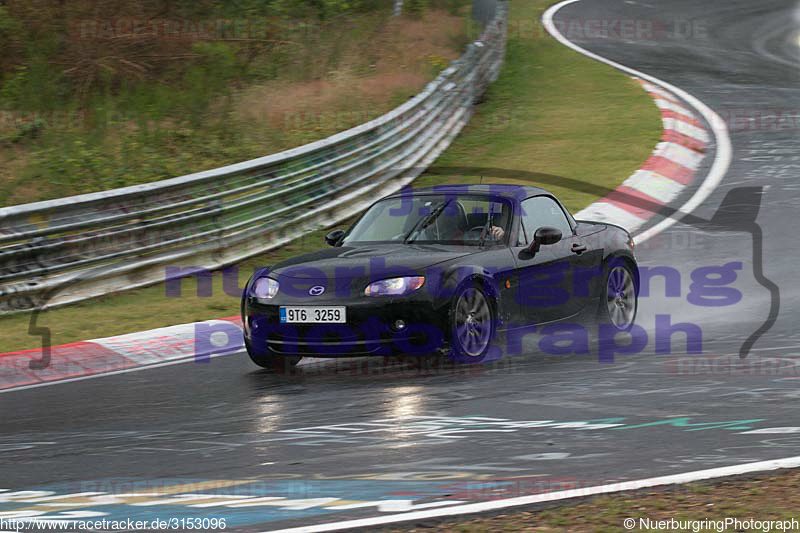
xmin=404 ymin=200 xmax=450 ymax=243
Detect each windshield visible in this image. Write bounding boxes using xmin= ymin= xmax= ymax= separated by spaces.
xmin=342 ymin=194 xmax=512 ymax=245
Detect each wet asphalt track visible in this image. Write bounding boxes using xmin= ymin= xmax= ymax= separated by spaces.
xmin=2 ymin=0 xmax=800 ymax=530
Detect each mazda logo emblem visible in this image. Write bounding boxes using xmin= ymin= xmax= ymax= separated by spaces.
xmin=309 ymin=286 xmax=325 ymax=296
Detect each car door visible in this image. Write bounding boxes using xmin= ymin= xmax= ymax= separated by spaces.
xmin=456 ymin=197 xmax=519 ymax=325
xmin=511 ymin=195 xmax=596 ymax=325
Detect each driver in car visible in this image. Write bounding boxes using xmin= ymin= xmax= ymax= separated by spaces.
xmin=411 ymin=201 xmax=509 ymax=243
xmin=486 ymin=207 xmax=509 ymax=241
xmin=488 ymin=226 xmax=505 ymax=240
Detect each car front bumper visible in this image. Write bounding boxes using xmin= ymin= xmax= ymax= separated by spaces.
xmin=243 ymin=293 xmax=451 ymax=356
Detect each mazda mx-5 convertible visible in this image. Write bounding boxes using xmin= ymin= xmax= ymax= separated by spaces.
xmin=241 ymin=184 xmax=638 ymax=369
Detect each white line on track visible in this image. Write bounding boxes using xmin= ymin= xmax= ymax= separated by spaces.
xmin=541 ymin=0 xmax=733 ymax=245
xmin=625 ymin=169 xmax=686 ymax=200
xmin=264 ymin=456 xmax=800 ymax=532
xmin=655 ymin=141 xmax=705 ymax=170
xmin=654 ymin=97 xmax=696 ymax=120
xmin=665 ymin=118 xmax=710 ymax=143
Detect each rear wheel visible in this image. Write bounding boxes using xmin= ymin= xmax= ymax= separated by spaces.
xmin=599 ymin=261 xmax=637 ymax=331
xmin=244 ymin=337 xmax=302 ymax=371
xmin=450 ymin=282 xmax=495 ymax=359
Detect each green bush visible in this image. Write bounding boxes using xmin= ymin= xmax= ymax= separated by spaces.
xmin=430 ymin=0 xmax=469 ymax=16
xmin=403 ymin=0 xmax=429 ymax=18
xmin=0 ymin=6 xmax=22 ymax=72
xmin=0 ymin=0 xmax=458 ymax=207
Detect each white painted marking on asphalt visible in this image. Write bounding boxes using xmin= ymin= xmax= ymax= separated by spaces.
xmin=541 ymin=0 xmax=732 ymax=245
xmin=189 ymin=497 xmax=267 ymax=508
xmin=661 ymin=116 xmax=678 ymax=130
xmin=91 ymin=322 xmax=209 ymax=364
xmin=0 ymin=491 xmax=55 ymax=501
xmin=575 ymin=202 xmax=647 ymax=233
xmin=662 ymin=116 xmax=708 ymax=139
xmin=666 ymin=119 xmax=710 ymax=143
xmin=639 ymin=81 xmax=676 ymax=100
xmin=264 ymin=456 xmax=800 ymax=532
xmin=130 ymin=494 xmax=256 ymax=506
xmin=653 ymin=141 xmax=704 ymax=170
xmin=514 ymin=452 xmax=571 ymax=460
xmin=331 ymin=500 xmax=467 ymax=513
xmin=623 ymin=170 xmax=685 ymax=202
xmin=740 ymin=427 xmax=800 ymax=434
xmin=19 ymin=492 xmax=104 ymax=503
xmin=654 ymin=98 xmax=695 ymax=120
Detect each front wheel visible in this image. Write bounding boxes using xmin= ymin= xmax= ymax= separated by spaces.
xmin=449 ymin=282 xmax=495 ymax=360
xmin=599 ymin=261 xmax=638 ymax=331
xmin=244 ymin=336 xmax=302 ymax=371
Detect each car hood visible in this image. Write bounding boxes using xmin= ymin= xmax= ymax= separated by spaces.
xmin=269 ymin=244 xmax=475 ymax=280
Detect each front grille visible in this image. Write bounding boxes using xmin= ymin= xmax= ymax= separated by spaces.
xmin=266 ymin=329 xmax=435 ymax=356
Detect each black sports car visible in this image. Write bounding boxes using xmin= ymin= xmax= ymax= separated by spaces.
xmin=241 ymin=184 xmax=638 ymax=368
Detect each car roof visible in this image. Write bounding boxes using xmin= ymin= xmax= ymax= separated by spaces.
xmin=384 ymin=184 xmax=551 ymax=200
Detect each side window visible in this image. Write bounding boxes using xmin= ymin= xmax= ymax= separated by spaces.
xmin=519 ymin=196 xmax=572 ymax=243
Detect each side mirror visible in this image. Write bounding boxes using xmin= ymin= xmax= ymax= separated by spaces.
xmin=528 ymin=226 xmax=562 ymax=254
xmin=325 ymin=229 xmax=345 ymax=247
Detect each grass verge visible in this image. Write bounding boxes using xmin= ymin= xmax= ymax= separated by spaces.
xmin=385 ymin=469 xmax=800 ymax=532
xmin=0 ymin=0 xmax=662 ymax=352
xmin=0 ymin=4 xmax=469 ymax=205
xmin=413 ymin=0 xmax=662 ymax=213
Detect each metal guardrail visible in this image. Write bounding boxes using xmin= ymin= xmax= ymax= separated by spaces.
xmin=0 ymin=3 xmax=507 ymax=314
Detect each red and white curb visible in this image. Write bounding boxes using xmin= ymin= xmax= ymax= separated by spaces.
xmin=544 ymin=0 xmax=731 ymax=249
xmin=574 ymin=79 xmax=709 ymax=235
xmin=0 ymin=316 xmax=244 ymax=393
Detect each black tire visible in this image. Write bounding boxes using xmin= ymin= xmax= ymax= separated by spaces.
xmin=244 ymin=336 xmax=302 ymax=371
xmin=598 ymin=259 xmax=638 ymax=331
xmin=449 ymin=281 xmax=496 ymax=360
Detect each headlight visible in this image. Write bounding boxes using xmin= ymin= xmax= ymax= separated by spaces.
xmin=365 ymin=276 xmax=425 ymax=297
xmin=253 ymin=277 xmax=279 ymax=299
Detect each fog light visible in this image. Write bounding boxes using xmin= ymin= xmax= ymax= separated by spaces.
xmin=393 ymin=319 xmax=406 ymax=331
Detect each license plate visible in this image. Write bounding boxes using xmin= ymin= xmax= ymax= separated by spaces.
xmin=280 ymin=306 xmax=346 ymax=323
